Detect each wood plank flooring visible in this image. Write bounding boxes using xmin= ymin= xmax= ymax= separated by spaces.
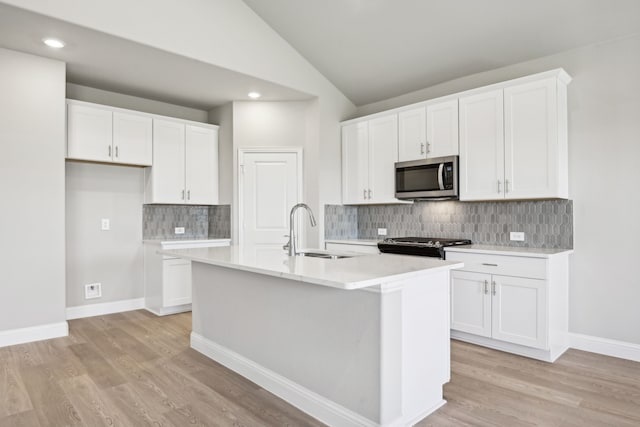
xmin=0 ymin=310 xmax=638 ymax=426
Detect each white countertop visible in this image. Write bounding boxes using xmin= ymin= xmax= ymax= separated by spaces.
xmin=143 ymin=238 xmax=231 ymax=247
xmin=159 ymin=245 xmax=462 ymax=290
xmin=324 ymin=239 xmax=380 ymax=246
xmin=444 ymin=244 xmax=573 ymax=258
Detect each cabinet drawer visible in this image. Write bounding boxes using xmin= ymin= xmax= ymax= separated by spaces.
xmin=446 ymin=252 xmax=546 ymax=279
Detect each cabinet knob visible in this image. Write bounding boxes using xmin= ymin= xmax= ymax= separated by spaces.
xmin=363 ymin=189 xmax=367 ymax=200
xmin=181 ymin=190 xmax=185 ymax=200
xmin=420 ymin=143 xmax=425 ymax=155
xmin=497 ymin=180 xmax=502 ymax=193
xmin=108 ymin=145 xmax=112 ymax=157
xmin=505 ymin=179 xmax=510 ymax=193
xmin=483 ymin=279 xmax=489 ymax=294
xmin=492 ymin=281 xmax=496 ymax=296
xmin=368 ymin=189 xmax=372 ymax=199
xmin=187 ymin=190 xmax=191 ymax=200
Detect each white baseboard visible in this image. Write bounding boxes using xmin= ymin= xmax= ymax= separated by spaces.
xmin=66 ymin=298 xmax=145 ymax=320
xmin=191 ymin=332 xmax=378 ymax=427
xmin=569 ymin=333 xmax=640 ymax=362
xmin=145 ymin=304 xmax=191 ymax=317
xmin=0 ymin=321 xmax=68 ymax=348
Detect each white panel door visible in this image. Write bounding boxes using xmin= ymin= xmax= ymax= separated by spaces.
xmin=459 ymin=89 xmax=505 ymax=200
xmin=67 ymin=103 xmax=113 ymax=162
xmin=504 ymin=78 xmax=558 ymax=199
xmin=152 ymin=119 xmax=186 ymax=204
xmin=185 ymin=125 xmax=218 ymax=205
xmin=162 ymin=258 xmax=192 ymax=307
xmin=341 ymin=122 xmax=369 ymax=204
xmin=240 ymin=151 xmax=300 ymax=251
xmin=398 ymin=107 xmax=426 ymax=161
xmin=427 ymin=99 xmax=459 ymax=158
xmin=492 ymin=275 xmax=547 ymax=349
xmin=450 ymin=270 xmax=492 ymax=337
xmin=113 ymin=112 xmax=153 ymax=166
xmin=368 ymin=114 xmax=398 ymax=203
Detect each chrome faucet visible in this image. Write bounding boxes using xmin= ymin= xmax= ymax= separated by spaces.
xmin=284 ymin=203 xmax=317 ymax=256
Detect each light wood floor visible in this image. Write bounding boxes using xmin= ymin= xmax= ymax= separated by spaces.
xmin=0 ymin=311 xmax=638 ymax=426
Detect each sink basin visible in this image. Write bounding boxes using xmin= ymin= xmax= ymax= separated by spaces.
xmin=297 ymin=251 xmax=353 ymax=260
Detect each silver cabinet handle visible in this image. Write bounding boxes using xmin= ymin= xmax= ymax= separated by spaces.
xmin=426 ymin=142 xmax=431 ymax=153
xmin=505 ymin=179 xmax=509 ymax=193
xmin=482 ymin=263 xmax=498 ymax=267
xmin=181 ymin=190 xmax=185 ymax=200
xmin=108 ymin=145 xmax=112 ymax=157
xmin=420 ymin=143 xmax=425 ymax=155
xmin=368 ymin=189 xmax=372 ymax=199
xmin=492 ymin=281 xmax=496 ymax=296
xmin=497 ymin=180 xmax=501 ymax=193
xmin=187 ymin=190 xmax=191 ymax=200
xmin=483 ymin=279 xmax=489 ymax=295
xmin=115 ymin=146 xmax=119 ymax=158
xmin=363 ymin=189 xmax=367 ymax=199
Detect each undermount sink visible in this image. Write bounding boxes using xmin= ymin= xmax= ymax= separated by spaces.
xmin=297 ymin=251 xmax=353 ymax=260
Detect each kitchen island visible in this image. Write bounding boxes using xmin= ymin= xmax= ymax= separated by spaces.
xmin=159 ymin=245 xmax=463 ymax=427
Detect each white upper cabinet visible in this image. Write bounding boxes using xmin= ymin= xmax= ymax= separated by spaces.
xmin=67 ymin=100 xmax=152 ymax=166
xmin=67 ymin=103 xmax=113 ymax=163
xmin=398 ymin=99 xmax=459 ymax=162
xmin=459 ymin=70 xmax=570 ymax=201
xmin=426 ymin=99 xmax=459 ymax=158
xmin=145 ymin=119 xmax=219 ymax=205
xmin=459 ymin=89 xmax=505 ymax=200
xmin=112 ymin=112 xmax=153 ymax=165
xmin=342 ymin=121 xmax=369 ymax=204
xmin=342 ymin=115 xmax=401 ymax=205
xmin=398 ymin=107 xmax=426 ymax=161
xmin=185 ymin=125 xmax=219 ymax=205
xmin=504 ymin=77 xmax=567 ymax=199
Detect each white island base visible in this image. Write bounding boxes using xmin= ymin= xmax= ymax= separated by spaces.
xmin=188 ymin=260 xmax=452 ymax=427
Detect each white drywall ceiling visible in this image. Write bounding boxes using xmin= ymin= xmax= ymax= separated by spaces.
xmin=242 ymin=0 xmax=640 ymax=105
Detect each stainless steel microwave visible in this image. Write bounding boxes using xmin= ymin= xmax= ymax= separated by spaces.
xmin=395 ymin=155 xmax=459 ymax=200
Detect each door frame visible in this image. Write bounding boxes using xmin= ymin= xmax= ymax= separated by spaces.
xmin=237 ymin=147 xmax=304 ymax=247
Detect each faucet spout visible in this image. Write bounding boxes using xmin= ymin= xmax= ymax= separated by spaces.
xmin=284 ymin=203 xmax=317 ymax=256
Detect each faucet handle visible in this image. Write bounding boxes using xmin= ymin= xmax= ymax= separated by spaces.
xmin=283 ymin=235 xmax=290 ymax=251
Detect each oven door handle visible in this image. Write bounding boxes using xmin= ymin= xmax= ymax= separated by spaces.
xmin=437 ymin=163 xmax=445 ymax=190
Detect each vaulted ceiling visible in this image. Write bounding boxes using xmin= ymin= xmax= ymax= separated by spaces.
xmin=242 ymin=0 xmax=640 ymax=105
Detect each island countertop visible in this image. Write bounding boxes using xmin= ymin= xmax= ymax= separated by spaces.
xmin=159 ymin=245 xmax=462 ymax=290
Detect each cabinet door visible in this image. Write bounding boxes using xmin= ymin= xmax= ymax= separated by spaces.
xmin=151 ymin=119 xmax=186 ymax=204
xmin=492 ymin=275 xmax=547 ymax=349
xmin=504 ymin=78 xmax=559 ymax=199
xmin=398 ymin=107 xmax=426 ymax=162
xmin=459 ymin=89 xmax=504 ymax=201
xmin=450 ymin=270 xmax=492 ymax=337
xmin=67 ymin=103 xmax=113 ymax=162
xmin=185 ymin=125 xmax=219 ymax=205
xmin=342 ymin=122 xmax=369 ymax=204
xmin=162 ymin=258 xmax=192 ymax=307
xmin=368 ymin=115 xmax=398 ymax=203
xmin=427 ymin=99 xmax=459 ymax=158
xmin=113 ymin=112 xmax=153 ymax=166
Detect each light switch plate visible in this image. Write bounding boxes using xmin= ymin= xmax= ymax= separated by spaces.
xmin=175 ymin=227 xmax=185 ymax=234
xmin=510 ymin=231 xmax=525 ymax=241
xmin=101 ymin=218 xmax=110 ymax=230
xmin=377 ymin=228 xmax=387 ymax=236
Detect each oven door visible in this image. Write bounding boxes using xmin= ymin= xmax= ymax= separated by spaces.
xmin=395 ymin=155 xmax=458 ymax=199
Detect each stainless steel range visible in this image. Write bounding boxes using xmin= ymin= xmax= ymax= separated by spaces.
xmin=378 ymin=237 xmax=472 ymax=259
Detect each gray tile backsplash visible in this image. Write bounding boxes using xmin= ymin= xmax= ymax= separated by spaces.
xmin=325 ymin=200 xmax=573 ymax=249
xmin=143 ymin=205 xmax=231 ymax=240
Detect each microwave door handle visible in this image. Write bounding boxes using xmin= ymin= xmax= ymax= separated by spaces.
xmin=437 ymin=163 xmax=445 ymax=190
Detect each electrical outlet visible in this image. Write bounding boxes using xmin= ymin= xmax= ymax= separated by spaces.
xmin=510 ymin=231 xmax=525 ymax=241
xmin=377 ymin=228 xmax=387 ymax=236
xmin=175 ymin=227 xmax=185 ymax=234
xmin=101 ymin=218 xmax=110 ymax=230
xmin=84 ymin=283 xmax=102 ymax=299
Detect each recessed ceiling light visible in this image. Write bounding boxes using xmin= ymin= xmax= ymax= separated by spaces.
xmin=248 ymin=92 xmax=261 ymax=99
xmin=43 ymin=38 xmax=65 ymax=49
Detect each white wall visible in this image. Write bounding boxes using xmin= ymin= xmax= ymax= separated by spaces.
xmin=65 ymin=162 xmax=145 ymax=307
xmin=355 ymin=34 xmax=640 ymax=346
xmin=0 ymin=48 xmax=66 ymax=332
xmin=67 ymin=83 xmax=208 ymax=122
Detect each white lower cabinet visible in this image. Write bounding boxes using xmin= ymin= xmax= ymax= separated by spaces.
xmin=446 ymin=248 xmax=570 ymax=362
xmin=144 ymin=239 xmax=230 ymax=316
